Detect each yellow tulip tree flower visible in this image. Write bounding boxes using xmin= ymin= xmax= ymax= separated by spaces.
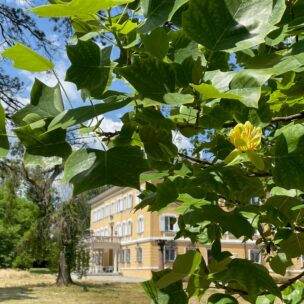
xmin=229 ymin=121 xmax=262 ymax=152
xmin=225 ymin=121 xmax=264 ymax=170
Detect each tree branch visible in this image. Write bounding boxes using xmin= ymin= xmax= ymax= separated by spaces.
xmin=177 ymin=152 xmax=212 ymax=165
xmin=279 ymin=270 xmax=304 ymax=290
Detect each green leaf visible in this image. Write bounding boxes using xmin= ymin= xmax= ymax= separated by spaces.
xmin=48 ymin=98 xmax=131 ymax=131
xmin=264 ymin=195 xmax=304 ymax=226
xmin=213 ymin=259 xmax=281 ymax=301
xmin=195 ymin=166 xmax=265 ymax=204
xmin=2 ymin=43 xmax=54 ymax=72
xmin=207 ymin=294 xmax=238 ymax=304
xmin=30 ymin=0 xmax=134 ymax=17
xmin=135 ymin=108 xmax=177 ymax=162
xmin=269 ymin=253 xmax=292 ymax=276
xmin=256 ymin=294 xmax=276 ymax=304
xmin=0 ymin=104 xmax=9 ymax=157
xmin=141 ymin=28 xmax=169 ymax=59
xmin=140 ymin=172 xmax=169 ymax=182
xmin=116 ymin=56 xmax=176 ymax=101
xmin=246 ymin=151 xmax=264 ymax=171
xmin=141 ymin=269 xmax=188 ymax=304
xmin=228 ymin=70 xmax=272 ymax=108
xmin=13 ymin=79 xmax=63 ymax=126
xmin=184 ymin=205 xmax=254 ymax=238
xmin=279 ymin=233 xmax=304 ymax=258
xmin=191 ymin=83 xmax=241 ymax=100
xmin=224 ymin=149 xmax=241 ymax=165
xmin=139 ymin=0 xmax=189 ymax=33
xmin=136 ymin=179 xmax=178 ymax=211
xmin=63 ymin=146 xmax=149 ymax=195
xmin=182 ymin=0 xmax=282 ymax=52
xmin=273 ymin=123 xmax=304 ymax=191
xmin=163 ymin=93 xmax=193 ymax=105
xmin=66 ymin=41 xmax=116 ymax=99
xmin=14 ymin=119 xmax=71 ymax=159
xmin=168 ymin=30 xmax=204 ymax=64
xmin=282 ymin=281 xmax=304 ymax=304
xmin=157 ymin=250 xmax=202 ymax=288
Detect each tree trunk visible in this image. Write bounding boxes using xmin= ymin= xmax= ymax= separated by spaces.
xmin=56 ymin=248 xmax=73 ymax=286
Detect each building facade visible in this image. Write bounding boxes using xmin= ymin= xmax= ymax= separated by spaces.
xmin=88 ymin=186 xmax=304 ymax=279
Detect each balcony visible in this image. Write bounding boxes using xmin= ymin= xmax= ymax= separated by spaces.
xmin=86 ymin=235 xmax=122 ymax=250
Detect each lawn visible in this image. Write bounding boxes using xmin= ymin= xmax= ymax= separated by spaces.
xmin=0 ymin=269 xmax=150 ymax=304
xmin=0 ymin=269 xmax=273 ymax=304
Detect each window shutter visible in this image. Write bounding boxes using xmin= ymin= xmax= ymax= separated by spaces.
xmin=136 ymin=190 xmax=141 ymax=205
xmin=173 ymin=218 xmax=178 ymax=232
xmin=160 ymin=216 xmax=165 ymax=231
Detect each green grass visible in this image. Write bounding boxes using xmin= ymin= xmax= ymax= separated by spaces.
xmin=29 ymin=268 xmax=55 ymax=275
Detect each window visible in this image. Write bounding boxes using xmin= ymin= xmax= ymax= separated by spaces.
xmin=128 ymin=194 xmax=133 ymax=209
xmin=116 ymin=224 xmax=121 ymax=236
xmin=249 ymin=249 xmax=261 ymax=264
xmin=122 ymin=221 xmax=126 ymax=236
xmin=125 ymin=249 xmax=131 ymax=263
xmin=165 ymin=247 xmax=176 ymax=262
xmin=137 ymin=216 xmax=144 ymax=233
xmin=123 ymin=196 xmax=127 ymax=210
xmin=119 ymin=199 xmax=123 ymax=212
xmin=126 ymin=220 xmax=132 ymax=236
xmin=110 ymin=202 xmax=114 ymax=215
xmin=136 ymin=247 xmax=143 ymax=263
xmin=160 ymin=216 xmax=178 ymax=232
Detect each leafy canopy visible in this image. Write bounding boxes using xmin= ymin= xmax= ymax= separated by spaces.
xmin=3 ymin=0 xmax=304 ymax=303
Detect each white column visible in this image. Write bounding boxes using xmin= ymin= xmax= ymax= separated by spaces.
xmin=113 ymin=249 xmax=118 ymax=273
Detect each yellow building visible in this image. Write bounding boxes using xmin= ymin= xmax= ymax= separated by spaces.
xmin=88 ymin=187 xmax=304 ymax=279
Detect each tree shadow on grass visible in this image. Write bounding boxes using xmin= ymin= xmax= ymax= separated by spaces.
xmin=0 ymin=283 xmax=49 ymax=302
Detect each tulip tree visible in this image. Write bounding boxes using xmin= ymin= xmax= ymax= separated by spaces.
xmin=3 ymin=0 xmax=304 ymax=302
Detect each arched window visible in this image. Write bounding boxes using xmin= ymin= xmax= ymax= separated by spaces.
xmin=116 ymin=223 xmax=121 ymax=236
xmin=137 ymin=216 xmax=144 ymax=233
xmin=127 ymin=220 xmax=132 ymax=236
xmin=122 ymin=221 xmax=126 ymax=236
xmin=128 ymin=194 xmax=133 ymax=209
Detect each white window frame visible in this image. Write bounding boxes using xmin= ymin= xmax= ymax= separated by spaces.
xmin=160 ymin=215 xmax=178 ymax=232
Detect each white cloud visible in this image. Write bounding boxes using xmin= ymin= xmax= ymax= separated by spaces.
xmin=100 ymin=117 xmax=122 ymax=132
